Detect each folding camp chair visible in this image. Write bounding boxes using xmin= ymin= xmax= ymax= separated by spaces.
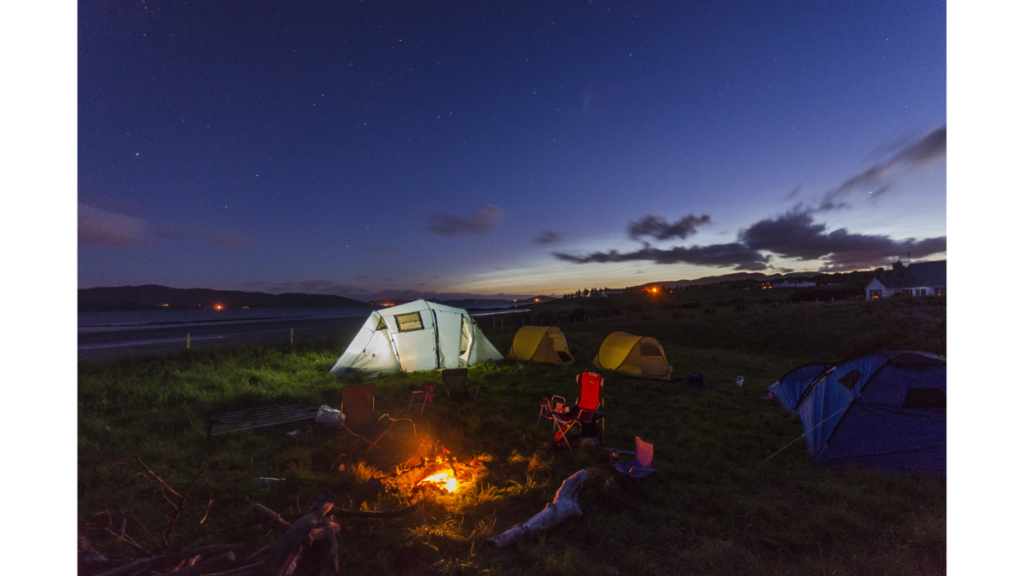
xmin=537 ymin=395 xmax=567 ymax=428
xmin=551 ymin=372 xmax=605 ymax=450
xmin=408 ymin=383 xmax=435 ymax=418
xmin=339 ymin=384 xmax=394 ymax=453
xmin=608 ymin=436 xmax=655 ymax=479
xmin=441 ymin=368 xmax=480 ymax=417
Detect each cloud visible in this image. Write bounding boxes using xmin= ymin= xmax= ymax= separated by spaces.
xmin=427 ymin=204 xmax=505 ymax=236
xmin=820 ymin=125 xmax=946 ymax=208
xmin=78 ymin=204 xmax=151 ymax=246
xmin=79 ymin=203 xmax=249 ymax=248
xmin=532 ymin=230 xmax=562 ymax=245
xmin=628 ymin=213 xmax=712 ymax=241
xmin=739 ymin=210 xmax=946 ymax=270
xmin=554 ymin=242 xmax=770 ymax=270
xmin=555 ymin=209 xmax=944 ymax=273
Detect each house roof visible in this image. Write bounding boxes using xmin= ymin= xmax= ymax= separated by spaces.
xmin=902 ymin=260 xmax=946 ymax=288
xmin=868 ymin=260 xmax=946 ymax=290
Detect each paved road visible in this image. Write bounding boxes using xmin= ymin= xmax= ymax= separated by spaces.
xmin=78 ymin=316 xmax=366 ymax=363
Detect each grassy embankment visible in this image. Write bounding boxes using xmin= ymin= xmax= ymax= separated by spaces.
xmin=78 ymin=290 xmax=946 ymax=575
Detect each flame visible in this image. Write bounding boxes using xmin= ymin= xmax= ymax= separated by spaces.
xmin=419 ymin=470 xmax=459 ymax=493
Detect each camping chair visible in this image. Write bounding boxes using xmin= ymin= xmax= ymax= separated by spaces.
xmin=551 ymin=372 xmax=605 ymax=450
xmin=608 ymin=436 xmax=655 ymax=479
xmin=537 ymin=395 xmax=567 ymax=428
xmin=339 ymin=384 xmax=394 ymax=453
xmin=441 ymin=368 xmax=480 ymax=417
xmin=408 ymin=383 xmax=436 ymax=418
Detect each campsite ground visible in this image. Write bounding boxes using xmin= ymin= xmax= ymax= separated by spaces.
xmin=78 ymin=290 xmax=946 ymax=575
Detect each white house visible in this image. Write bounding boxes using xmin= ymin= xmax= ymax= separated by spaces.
xmin=775 ymin=280 xmax=816 ymax=288
xmin=865 ymin=260 xmax=946 ymax=300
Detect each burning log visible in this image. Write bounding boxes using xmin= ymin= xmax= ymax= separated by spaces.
xmin=487 ymin=469 xmax=588 ymax=548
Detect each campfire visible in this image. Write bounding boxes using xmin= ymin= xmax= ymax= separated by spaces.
xmin=417 ymin=469 xmax=460 ymax=493
xmin=379 ymin=447 xmax=483 ymax=495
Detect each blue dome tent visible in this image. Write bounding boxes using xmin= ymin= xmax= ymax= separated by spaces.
xmin=768 ymin=351 xmax=946 ymax=473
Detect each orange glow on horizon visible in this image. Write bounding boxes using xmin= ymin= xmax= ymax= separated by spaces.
xmin=214 ymin=304 xmax=223 ymax=310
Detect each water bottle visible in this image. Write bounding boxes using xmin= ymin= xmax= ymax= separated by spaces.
xmin=736 ymin=375 xmax=744 ymax=387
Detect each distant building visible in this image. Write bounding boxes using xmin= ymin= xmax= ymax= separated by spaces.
xmin=865 ymin=260 xmax=946 ymax=300
xmin=774 ymin=280 xmax=816 ymax=288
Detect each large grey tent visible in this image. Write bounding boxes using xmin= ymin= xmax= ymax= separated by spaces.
xmin=330 ymin=299 xmax=503 ymax=378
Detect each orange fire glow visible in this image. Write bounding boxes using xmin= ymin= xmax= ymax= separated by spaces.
xmin=418 ymin=470 xmax=459 ymax=493
xmin=214 ymin=304 xmax=223 ymax=310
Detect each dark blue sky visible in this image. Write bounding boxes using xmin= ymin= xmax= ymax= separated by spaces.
xmin=78 ymin=1 xmax=946 ymax=300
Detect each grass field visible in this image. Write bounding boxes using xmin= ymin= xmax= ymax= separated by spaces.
xmin=78 ymin=293 xmax=946 ymax=575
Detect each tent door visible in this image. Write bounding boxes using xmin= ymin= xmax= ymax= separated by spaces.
xmin=459 ymin=315 xmax=473 ymax=366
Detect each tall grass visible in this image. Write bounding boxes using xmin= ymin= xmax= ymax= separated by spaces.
xmin=78 ymin=296 xmax=945 ymax=575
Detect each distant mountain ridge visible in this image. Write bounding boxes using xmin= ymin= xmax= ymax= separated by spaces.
xmin=640 ymin=271 xmax=816 ymax=289
xmin=79 ymin=285 xmax=370 ymax=312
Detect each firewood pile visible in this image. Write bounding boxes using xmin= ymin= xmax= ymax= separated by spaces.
xmin=81 ymin=490 xmax=420 ymax=576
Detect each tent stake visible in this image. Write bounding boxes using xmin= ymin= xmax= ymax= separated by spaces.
xmin=186 ymin=333 xmax=190 ymax=349
xmin=290 ymin=328 xmax=294 ymax=346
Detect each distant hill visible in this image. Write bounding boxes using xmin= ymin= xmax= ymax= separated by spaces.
xmin=437 ymin=298 xmax=513 ymax=308
xmin=78 ymin=285 xmax=370 ymax=312
xmin=520 ymin=295 xmax=557 ymax=303
xmin=641 ymin=271 xmax=816 ymax=289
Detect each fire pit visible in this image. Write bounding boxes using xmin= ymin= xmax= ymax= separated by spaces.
xmin=417 ymin=469 xmax=460 ymax=493
xmin=379 ymin=449 xmax=484 ymax=495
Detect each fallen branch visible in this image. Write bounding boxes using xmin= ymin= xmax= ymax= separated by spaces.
xmin=249 ymin=503 xmax=292 ymax=533
xmin=255 ymin=492 xmax=335 ymax=576
xmin=310 ymin=519 xmax=340 ymax=576
xmin=332 ymin=502 xmax=420 ymax=518
xmin=93 ymin=544 xmax=242 ymax=576
xmin=164 ymin=464 xmax=209 ymax=547
xmin=487 ymin=469 xmax=588 ymax=548
xmin=155 ymin=551 xmax=236 ymax=576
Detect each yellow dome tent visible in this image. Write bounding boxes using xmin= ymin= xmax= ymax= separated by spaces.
xmin=592 ymin=331 xmax=672 ymax=380
xmin=507 ymin=326 xmax=575 ymax=365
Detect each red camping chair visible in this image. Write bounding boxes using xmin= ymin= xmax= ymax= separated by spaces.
xmin=551 ymin=372 xmax=605 ymax=450
xmin=608 ymin=436 xmax=655 ymax=479
xmin=340 ymin=384 xmax=394 ymax=453
xmin=408 ymin=383 xmax=435 ymax=418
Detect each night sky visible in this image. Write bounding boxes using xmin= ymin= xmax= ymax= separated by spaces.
xmin=77 ymin=1 xmax=947 ymax=301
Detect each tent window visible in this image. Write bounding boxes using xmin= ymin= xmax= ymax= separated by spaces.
xmin=903 ymin=387 xmax=946 ymax=409
xmin=838 ymin=369 xmax=862 ymax=391
xmin=376 ymin=318 xmax=387 ymax=331
xmin=395 ymin=312 xmax=424 ymax=333
xmin=640 ymin=343 xmax=661 ymax=357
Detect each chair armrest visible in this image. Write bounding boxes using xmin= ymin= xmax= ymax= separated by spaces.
xmin=607 ymin=449 xmax=636 ymax=458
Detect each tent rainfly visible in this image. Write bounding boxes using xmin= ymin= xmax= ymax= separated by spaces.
xmin=767 ymin=351 xmax=946 ymax=473
xmin=507 ymin=326 xmax=574 ymax=366
xmin=330 ymin=299 xmax=504 ymax=378
xmin=592 ymin=331 xmax=672 ymax=380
